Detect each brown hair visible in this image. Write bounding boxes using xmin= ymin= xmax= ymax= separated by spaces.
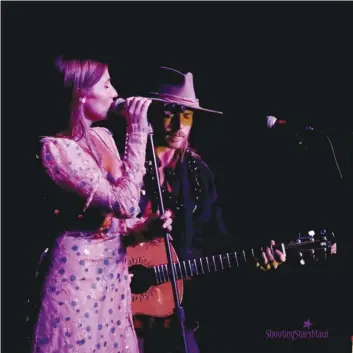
xmin=54 ymin=55 xmax=107 ymax=140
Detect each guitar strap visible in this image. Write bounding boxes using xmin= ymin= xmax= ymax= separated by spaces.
xmin=180 ymin=153 xmax=195 ymax=260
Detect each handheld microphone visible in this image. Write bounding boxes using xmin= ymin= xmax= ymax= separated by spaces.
xmin=110 ymin=97 xmax=188 ymax=116
xmin=110 ymin=98 xmax=126 ymax=115
xmin=266 ymin=115 xmax=315 ymax=132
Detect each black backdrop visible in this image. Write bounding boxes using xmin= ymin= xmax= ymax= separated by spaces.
xmin=2 ymin=2 xmax=352 ymax=353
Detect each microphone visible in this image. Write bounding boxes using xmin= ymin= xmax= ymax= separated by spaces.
xmin=266 ymin=116 xmax=345 ymax=180
xmin=110 ymin=97 xmax=126 ymax=115
xmin=110 ymin=97 xmax=188 ymax=116
xmin=266 ymin=115 xmax=315 ymax=132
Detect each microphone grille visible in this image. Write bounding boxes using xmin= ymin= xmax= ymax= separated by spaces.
xmin=115 ymin=97 xmax=125 ymax=106
xmin=111 ymin=97 xmax=126 ymax=115
xmin=266 ymin=115 xmax=277 ymax=129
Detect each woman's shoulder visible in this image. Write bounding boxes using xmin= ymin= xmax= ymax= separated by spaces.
xmin=38 ymin=134 xmax=99 ymax=182
xmin=40 ymin=134 xmax=77 ymax=150
xmin=39 ymin=134 xmax=87 ymax=163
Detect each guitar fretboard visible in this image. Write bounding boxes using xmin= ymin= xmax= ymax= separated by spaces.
xmin=153 ymin=249 xmax=258 ymax=285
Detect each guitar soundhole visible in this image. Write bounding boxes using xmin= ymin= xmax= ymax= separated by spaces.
xmin=129 ymin=265 xmax=155 ymax=294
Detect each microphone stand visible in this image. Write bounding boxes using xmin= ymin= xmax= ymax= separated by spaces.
xmin=147 ymin=124 xmax=189 ymax=353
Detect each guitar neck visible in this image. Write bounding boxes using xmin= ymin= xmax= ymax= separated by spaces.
xmin=153 ymin=247 xmax=274 ymax=285
xmin=151 ymin=230 xmax=334 ymax=285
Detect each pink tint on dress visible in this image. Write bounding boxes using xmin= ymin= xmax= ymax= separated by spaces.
xmin=32 ymin=126 xmax=149 ymax=353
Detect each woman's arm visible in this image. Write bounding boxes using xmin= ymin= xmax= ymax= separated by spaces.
xmin=41 ymin=128 xmax=148 ymax=219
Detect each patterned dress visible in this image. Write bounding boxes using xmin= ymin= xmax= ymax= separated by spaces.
xmin=32 ymin=125 xmax=149 ymax=353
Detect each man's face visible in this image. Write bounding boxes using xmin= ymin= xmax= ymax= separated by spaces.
xmin=163 ymin=109 xmax=194 ymax=149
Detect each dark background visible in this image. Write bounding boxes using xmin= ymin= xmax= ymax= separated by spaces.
xmin=2 ymin=2 xmax=352 ymax=353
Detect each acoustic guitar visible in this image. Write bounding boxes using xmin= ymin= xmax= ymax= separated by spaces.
xmin=127 ymin=228 xmax=336 ymax=318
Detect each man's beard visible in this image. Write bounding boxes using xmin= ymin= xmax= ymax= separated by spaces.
xmin=166 ymin=133 xmax=188 ymax=149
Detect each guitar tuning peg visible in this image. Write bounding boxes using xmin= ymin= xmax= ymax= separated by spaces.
xmin=311 ymin=249 xmax=316 ymax=261
xmin=320 ymin=229 xmax=328 ymax=241
xmin=298 ymin=251 xmax=305 ymax=265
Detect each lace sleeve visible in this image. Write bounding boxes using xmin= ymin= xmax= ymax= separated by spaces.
xmin=41 ymin=134 xmax=147 ymax=219
xmin=120 ymin=123 xmax=151 ymax=185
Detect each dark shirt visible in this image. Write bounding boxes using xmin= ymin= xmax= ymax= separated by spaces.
xmin=139 ymin=148 xmax=234 ymax=261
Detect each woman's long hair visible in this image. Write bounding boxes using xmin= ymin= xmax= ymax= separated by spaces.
xmin=54 ymin=55 xmax=107 ymax=141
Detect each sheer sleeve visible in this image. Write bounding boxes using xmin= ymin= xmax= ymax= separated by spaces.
xmin=41 ymin=126 xmax=148 ymax=219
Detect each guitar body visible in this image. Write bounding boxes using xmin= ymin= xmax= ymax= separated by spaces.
xmin=127 ymin=238 xmax=184 ymax=317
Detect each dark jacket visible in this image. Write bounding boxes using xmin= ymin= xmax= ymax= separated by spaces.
xmin=139 ymin=148 xmax=234 ymax=261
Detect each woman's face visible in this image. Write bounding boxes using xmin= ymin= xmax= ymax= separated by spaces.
xmin=82 ymin=68 xmax=118 ymax=122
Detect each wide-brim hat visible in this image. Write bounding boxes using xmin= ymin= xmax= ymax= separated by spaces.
xmin=144 ymin=66 xmax=223 ymax=115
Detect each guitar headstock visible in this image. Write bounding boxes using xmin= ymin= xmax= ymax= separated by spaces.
xmin=284 ymin=228 xmax=336 ymax=265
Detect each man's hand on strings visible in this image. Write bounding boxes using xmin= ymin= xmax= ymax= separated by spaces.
xmin=256 ymin=240 xmax=286 ymax=271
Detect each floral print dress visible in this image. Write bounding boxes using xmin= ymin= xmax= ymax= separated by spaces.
xmin=32 ymin=125 xmax=149 ymax=353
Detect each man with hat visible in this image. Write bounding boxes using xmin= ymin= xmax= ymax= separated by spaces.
xmin=130 ymin=66 xmax=286 ymax=353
